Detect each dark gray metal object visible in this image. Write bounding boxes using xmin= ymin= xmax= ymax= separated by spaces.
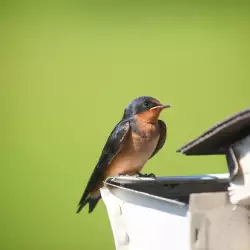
xmin=105 ymin=174 xmax=229 ymax=204
xmin=177 ymin=108 xmax=250 ymax=155
xmin=177 ymin=107 xmax=250 ymax=178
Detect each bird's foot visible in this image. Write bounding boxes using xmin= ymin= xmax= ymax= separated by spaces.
xmin=137 ymin=172 xmax=156 ymax=178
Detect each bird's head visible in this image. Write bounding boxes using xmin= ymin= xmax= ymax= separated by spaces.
xmin=123 ymin=96 xmax=171 ymax=123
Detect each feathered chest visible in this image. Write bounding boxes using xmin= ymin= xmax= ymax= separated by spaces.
xmin=129 ymin=120 xmax=160 ymax=152
xmin=104 ymin=119 xmax=161 ymax=176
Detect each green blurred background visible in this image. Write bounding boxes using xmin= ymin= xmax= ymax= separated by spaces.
xmin=1 ymin=1 xmax=250 ymax=249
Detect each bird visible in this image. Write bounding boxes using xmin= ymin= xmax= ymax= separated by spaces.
xmin=76 ymin=96 xmax=171 ymax=213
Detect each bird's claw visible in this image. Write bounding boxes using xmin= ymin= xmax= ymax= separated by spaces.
xmin=137 ymin=172 xmax=156 ymax=178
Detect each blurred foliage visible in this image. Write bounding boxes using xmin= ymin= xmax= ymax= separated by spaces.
xmin=1 ymin=1 xmax=250 ymax=250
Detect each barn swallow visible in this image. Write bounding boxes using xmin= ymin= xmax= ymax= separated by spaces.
xmin=77 ymin=96 xmax=171 ymax=213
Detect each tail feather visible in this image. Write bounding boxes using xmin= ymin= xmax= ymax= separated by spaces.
xmin=88 ymin=196 xmax=101 ymax=213
xmin=76 ymin=195 xmax=101 ymax=214
xmin=76 ymin=197 xmax=88 ymax=213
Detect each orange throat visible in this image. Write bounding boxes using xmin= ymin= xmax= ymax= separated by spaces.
xmin=136 ymin=108 xmax=162 ymax=123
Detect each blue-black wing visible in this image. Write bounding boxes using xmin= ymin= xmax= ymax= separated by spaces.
xmin=150 ymin=120 xmax=167 ymax=158
xmin=77 ymin=119 xmax=130 ymax=213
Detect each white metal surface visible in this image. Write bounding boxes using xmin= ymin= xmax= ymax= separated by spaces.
xmin=101 ymin=185 xmax=189 ymax=250
xmin=228 ymin=135 xmax=250 ymax=205
xmin=101 ymin=174 xmax=229 ymax=250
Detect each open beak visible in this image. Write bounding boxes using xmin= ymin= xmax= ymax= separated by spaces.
xmin=150 ymin=104 xmax=172 ymax=110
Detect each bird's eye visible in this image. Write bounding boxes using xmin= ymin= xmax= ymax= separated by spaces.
xmin=143 ymin=101 xmax=149 ymax=106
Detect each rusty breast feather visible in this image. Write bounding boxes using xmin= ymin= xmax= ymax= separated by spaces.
xmin=105 ymin=119 xmax=160 ymax=177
